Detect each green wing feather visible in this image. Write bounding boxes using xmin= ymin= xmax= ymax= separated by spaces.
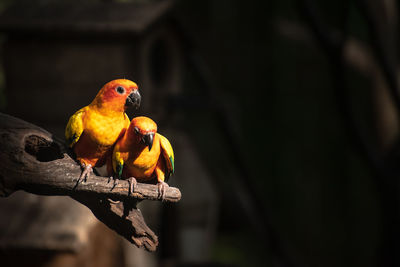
xmin=116 ymin=162 xmax=123 ymax=179
xmin=112 ymin=149 xmax=124 ymax=179
xmin=157 ymin=133 xmax=174 ymax=181
xmin=65 ymin=107 xmax=87 ymax=147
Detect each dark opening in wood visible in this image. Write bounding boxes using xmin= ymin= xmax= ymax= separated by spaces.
xmin=149 ymin=38 xmax=170 ymax=87
xmin=24 ymin=135 xmax=64 ymax=162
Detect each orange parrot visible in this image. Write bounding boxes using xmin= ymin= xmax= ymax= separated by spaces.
xmin=65 ymin=79 xmax=141 ymax=183
xmin=111 ymin=116 xmax=174 ymax=200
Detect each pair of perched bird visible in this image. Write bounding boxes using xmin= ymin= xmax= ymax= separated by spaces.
xmin=65 ymin=79 xmax=174 ymax=199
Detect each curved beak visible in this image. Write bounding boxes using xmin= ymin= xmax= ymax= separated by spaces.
xmin=125 ymin=90 xmax=141 ymax=110
xmin=142 ymin=133 xmax=154 ymax=151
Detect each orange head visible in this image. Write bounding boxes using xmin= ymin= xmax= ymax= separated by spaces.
xmin=128 ymin=116 xmax=158 ymax=151
xmin=91 ymin=79 xmax=141 ymax=112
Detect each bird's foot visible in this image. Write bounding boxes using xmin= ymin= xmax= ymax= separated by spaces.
xmin=77 ymin=163 xmax=92 ymax=184
xmin=111 ymin=177 xmax=119 ymax=191
xmin=127 ymin=177 xmax=137 ymax=196
xmin=106 ymin=176 xmax=121 ymax=203
xmin=157 ymin=181 xmax=169 ymax=200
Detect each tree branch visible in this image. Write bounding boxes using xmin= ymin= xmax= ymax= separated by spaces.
xmin=0 ymin=112 xmax=181 ymax=251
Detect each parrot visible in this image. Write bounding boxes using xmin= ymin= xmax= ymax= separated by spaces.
xmin=111 ymin=116 xmax=174 ymax=200
xmin=65 ymin=79 xmax=141 ymax=183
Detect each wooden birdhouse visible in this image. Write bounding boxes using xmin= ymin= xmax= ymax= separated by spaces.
xmin=0 ymin=0 xmax=182 ymax=137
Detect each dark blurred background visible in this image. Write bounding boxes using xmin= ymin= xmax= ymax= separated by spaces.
xmin=0 ymin=0 xmax=399 ymax=266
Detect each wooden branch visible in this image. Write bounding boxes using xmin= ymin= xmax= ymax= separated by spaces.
xmin=0 ymin=112 xmax=181 ymax=251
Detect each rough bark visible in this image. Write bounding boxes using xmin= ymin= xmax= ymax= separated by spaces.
xmin=0 ymin=112 xmax=181 ymax=251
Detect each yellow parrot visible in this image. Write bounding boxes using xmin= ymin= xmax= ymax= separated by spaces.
xmin=65 ymin=79 xmax=141 ymax=183
xmin=111 ymin=116 xmax=174 ymax=199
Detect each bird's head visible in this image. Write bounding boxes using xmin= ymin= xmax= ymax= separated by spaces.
xmin=128 ymin=116 xmax=157 ymax=151
xmin=92 ymin=79 xmax=141 ymax=112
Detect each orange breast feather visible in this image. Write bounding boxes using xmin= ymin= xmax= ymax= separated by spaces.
xmin=74 ymin=108 xmax=128 ymax=167
xmin=122 ymin=136 xmax=161 ymax=181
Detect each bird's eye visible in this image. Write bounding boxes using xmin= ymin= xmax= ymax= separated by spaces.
xmin=134 ymin=127 xmax=140 ymax=134
xmin=116 ymin=86 xmax=126 ymax=95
